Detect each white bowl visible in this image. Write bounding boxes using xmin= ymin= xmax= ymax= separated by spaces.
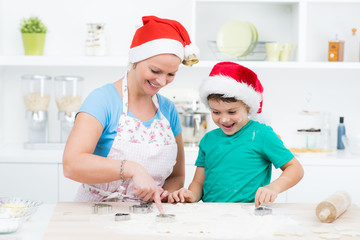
xmin=0 ymin=197 xmax=42 ymax=233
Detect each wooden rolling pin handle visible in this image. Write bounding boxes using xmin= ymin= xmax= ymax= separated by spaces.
xmin=318 ymin=208 xmax=331 ymax=221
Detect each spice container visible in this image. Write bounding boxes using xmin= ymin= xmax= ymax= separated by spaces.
xmin=85 ymin=23 xmax=107 ymax=56
xmin=54 ymin=76 xmax=83 ymax=142
xmin=21 ymin=75 xmax=51 ymax=144
xmin=328 ymin=34 xmax=344 ymax=62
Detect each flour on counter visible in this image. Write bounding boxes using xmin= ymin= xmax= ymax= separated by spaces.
xmin=106 ymin=203 xmax=299 ymax=239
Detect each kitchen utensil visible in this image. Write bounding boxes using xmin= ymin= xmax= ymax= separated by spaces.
xmin=0 ymin=210 xmax=31 ymax=233
xmin=0 ymin=197 xmax=42 ymax=219
xmin=216 ymin=20 xmax=253 ymax=57
xmin=246 ymin=22 xmax=258 ymax=54
xmin=92 ymin=203 xmax=112 ymax=215
xmin=156 ymin=213 xmax=176 ymax=223
xmin=114 ymin=213 xmax=131 ymax=221
xmin=279 ymin=43 xmax=292 ymax=61
xmin=129 ymin=203 xmax=153 ymax=214
xmin=266 ymin=42 xmax=282 ymax=61
xmin=22 ymin=75 xmax=51 ymax=145
xmin=328 ymin=35 xmax=344 ymax=62
xmin=208 ymin=40 xmax=268 ymax=61
xmin=254 ymin=206 xmax=272 ymax=216
xmin=179 ymin=112 xmax=207 ymax=147
xmin=316 ymin=191 xmax=351 ymax=223
xmin=54 ymin=75 xmax=84 ymax=143
xmin=0 ymin=197 xmax=42 ymax=233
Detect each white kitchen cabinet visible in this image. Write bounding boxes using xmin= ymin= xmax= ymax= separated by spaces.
xmin=286 ymin=164 xmax=360 ymax=205
xmin=58 ymin=166 xmax=81 ymax=201
xmin=0 ymin=163 xmax=58 ymax=203
xmin=194 ymin=0 xmax=360 ymax=65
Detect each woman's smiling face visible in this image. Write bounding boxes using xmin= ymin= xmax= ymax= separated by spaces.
xmin=134 ymin=54 xmax=181 ymax=95
xmin=209 ymin=99 xmax=250 ymax=135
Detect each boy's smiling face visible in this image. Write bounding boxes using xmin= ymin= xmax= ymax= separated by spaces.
xmin=208 ymin=99 xmax=250 ymax=136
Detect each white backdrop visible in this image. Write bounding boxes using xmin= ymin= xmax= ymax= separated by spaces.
xmin=0 ymin=0 xmax=359 ymax=151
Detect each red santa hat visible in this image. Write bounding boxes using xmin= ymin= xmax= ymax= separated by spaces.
xmin=129 ymin=16 xmax=199 ymax=66
xmin=199 ymin=62 xmax=264 ymax=119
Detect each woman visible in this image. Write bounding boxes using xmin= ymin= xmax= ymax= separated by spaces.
xmin=62 ymin=16 xmax=199 ymax=212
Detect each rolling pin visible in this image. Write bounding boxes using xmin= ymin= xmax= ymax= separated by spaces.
xmin=316 ymin=191 xmax=351 ymax=223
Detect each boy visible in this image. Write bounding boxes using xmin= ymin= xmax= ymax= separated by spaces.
xmin=168 ymin=62 xmax=304 ymax=207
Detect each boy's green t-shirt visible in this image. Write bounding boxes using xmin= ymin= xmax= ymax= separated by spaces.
xmin=195 ymin=120 xmax=294 ymax=203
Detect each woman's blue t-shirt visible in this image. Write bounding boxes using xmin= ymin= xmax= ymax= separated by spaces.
xmin=77 ymin=83 xmax=182 ymax=157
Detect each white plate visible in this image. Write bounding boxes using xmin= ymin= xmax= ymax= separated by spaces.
xmin=245 ymin=22 xmax=258 ymax=55
xmin=216 ymin=20 xmax=253 ymax=58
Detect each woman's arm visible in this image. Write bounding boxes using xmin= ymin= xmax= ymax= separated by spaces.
xmin=63 ymin=112 xmax=126 ymax=183
xmin=63 ymin=112 xmax=161 ymax=200
xmin=162 ymin=133 xmax=185 ymax=192
xmin=254 ymin=158 xmax=304 ymax=207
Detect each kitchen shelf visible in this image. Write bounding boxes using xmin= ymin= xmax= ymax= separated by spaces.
xmin=195 ymin=0 xmax=360 ymax=2
xmin=195 ymin=61 xmax=360 ymax=69
xmin=1 ymin=56 xmax=360 ymax=69
xmin=0 ymin=56 xmax=129 ymax=67
xmin=194 ymin=0 xmax=360 ymax=63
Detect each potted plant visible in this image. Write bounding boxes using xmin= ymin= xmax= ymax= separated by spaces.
xmin=20 ymin=16 xmax=47 ymax=55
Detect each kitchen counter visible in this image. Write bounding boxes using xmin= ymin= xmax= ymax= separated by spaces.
xmin=3 ymin=202 xmax=360 ymax=240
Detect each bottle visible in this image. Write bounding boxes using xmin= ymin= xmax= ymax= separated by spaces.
xmin=350 ymin=28 xmax=358 ymax=62
xmin=337 ymin=116 xmax=346 ymax=150
xmin=316 ymin=191 xmax=351 ymax=223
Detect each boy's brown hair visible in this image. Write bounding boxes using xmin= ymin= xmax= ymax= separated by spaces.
xmin=207 ymin=94 xmax=250 ymax=112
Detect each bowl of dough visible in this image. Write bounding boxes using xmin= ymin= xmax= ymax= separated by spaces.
xmin=0 ymin=197 xmax=43 ymax=233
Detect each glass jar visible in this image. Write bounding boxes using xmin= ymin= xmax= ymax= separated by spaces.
xmin=54 ymin=76 xmax=84 ymax=143
xmin=85 ymin=23 xmax=107 ymax=56
xmin=21 ymin=75 xmax=51 ymax=113
xmin=54 ymin=76 xmax=84 ymax=116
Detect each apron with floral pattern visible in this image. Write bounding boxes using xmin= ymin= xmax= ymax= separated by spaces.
xmin=75 ymin=72 xmax=178 ymax=201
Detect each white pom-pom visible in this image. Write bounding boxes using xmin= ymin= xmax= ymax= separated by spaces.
xmin=184 ymin=43 xmax=200 ymax=58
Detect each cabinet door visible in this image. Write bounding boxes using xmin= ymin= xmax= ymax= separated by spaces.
xmin=286 ymin=165 xmax=360 ymax=205
xmin=184 ymin=164 xmax=196 ymax=189
xmin=58 ymin=164 xmax=81 ymax=201
xmin=0 ymin=163 xmax=58 ymax=203
xmin=271 ymin=167 xmax=287 ymax=203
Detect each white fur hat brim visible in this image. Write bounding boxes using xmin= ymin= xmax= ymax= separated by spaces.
xmin=199 ymin=75 xmax=262 ymax=117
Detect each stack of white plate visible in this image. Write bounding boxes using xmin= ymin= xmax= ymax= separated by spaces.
xmin=216 ymin=20 xmax=258 ymax=58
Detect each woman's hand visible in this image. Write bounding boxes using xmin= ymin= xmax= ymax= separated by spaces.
xmin=168 ymin=188 xmax=196 ymax=203
xmin=131 ymin=164 xmax=164 ymax=212
xmin=254 ymin=186 xmax=278 ymax=207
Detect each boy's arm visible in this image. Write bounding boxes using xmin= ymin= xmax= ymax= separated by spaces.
xmin=255 ymin=158 xmax=304 ymax=207
xmin=271 ymin=157 xmax=304 ymax=193
xmin=187 ymin=166 xmax=206 ymax=202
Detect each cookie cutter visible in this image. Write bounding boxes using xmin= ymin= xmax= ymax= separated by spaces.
xmin=156 ymin=213 xmax=176 ymax=223
xmin=129 ymin=202 xmax=153 ymax=214
xmin=115 ymin=212 xmax=131 ymax=221
xmin=254 ymin=206 xmax=272 ymax=216
xmin=92 ymin=203 xmax=112 ymax=215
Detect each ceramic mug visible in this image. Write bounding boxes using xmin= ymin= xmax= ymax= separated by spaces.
xmin=265 ymin=43 xmax=282 ymax=61
xmin=280 ymin=43 xmax=292 ymax=61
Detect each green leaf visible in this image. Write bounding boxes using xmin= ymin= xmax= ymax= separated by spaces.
xmin=19 ymin=16 xmax=47 ymax=33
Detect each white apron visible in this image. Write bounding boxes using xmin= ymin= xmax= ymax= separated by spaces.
xmin=75 ymin=72 xmax=178 ymax=201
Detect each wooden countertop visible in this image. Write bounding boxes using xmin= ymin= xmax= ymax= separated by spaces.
xmin=43 ymin=202 xmax=360 ymax=240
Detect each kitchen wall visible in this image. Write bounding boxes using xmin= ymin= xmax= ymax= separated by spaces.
xmin=0 ymin=0 xmax=360 ymax=150
xmin=0 ymin=0 xmax=193 ymax=56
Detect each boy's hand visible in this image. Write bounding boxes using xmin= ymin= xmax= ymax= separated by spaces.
xmin=254 ymin=186 xmax=278 ymax=207
xmin=168 ymin=188 xmax=196 ymax=203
